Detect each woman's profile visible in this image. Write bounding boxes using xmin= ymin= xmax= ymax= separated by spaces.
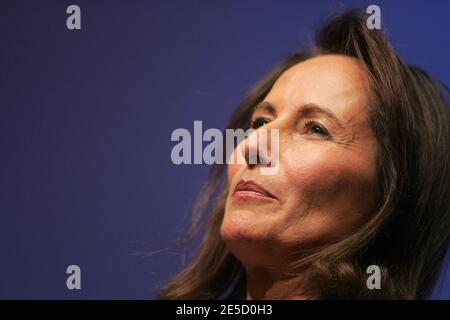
xmin=158 ymin=9 xmax=450 ymax=300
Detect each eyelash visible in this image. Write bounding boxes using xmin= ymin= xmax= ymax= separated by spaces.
xmin=249 ymin=117 xmax=331 ymax=139
xmin=304 ymin=120 xmax=332 ymax=139
xmin=249 ymin=117 xmax=270 ymax=129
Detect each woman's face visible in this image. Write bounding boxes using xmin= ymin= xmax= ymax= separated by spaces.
xmin=221 ymin=54 xmax=378 ymax=270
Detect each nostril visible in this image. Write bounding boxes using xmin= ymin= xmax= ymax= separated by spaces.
xmin=244 ymin=146 xmax=271 ymax=167
xmin=241 ymin=128 xmax=275 ymax=168
xmin=257 ymin=152 xmax=269 ymax=165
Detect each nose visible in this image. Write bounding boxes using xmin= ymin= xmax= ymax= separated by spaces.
xmin=241 ymin=128 xmax=273 ymax=169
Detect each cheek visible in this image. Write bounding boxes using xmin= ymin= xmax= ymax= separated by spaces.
xmin=276 ymin=148 xmax=377 ymax=248
xmin=283 ymin=151 xmax=344 ymax=201
xmin=281 ymin=146 xmax=377 ymax=238
xmin=284 ymin=147 xmax=375 ymax=204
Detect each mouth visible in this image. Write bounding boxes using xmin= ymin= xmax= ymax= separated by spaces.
xmin=233 ymin=179 xmax=277 ymax=200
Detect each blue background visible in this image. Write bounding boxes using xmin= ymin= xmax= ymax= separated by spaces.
xmin=0 ymin=0 xmax=449 ymax=299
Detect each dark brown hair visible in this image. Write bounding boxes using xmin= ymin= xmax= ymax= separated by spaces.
xmin=158 ymin=10 xmax=450 ymax=299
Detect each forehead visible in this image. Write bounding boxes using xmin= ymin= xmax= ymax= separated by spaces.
xmin=266 ymin=54 xmax=371 ymax=121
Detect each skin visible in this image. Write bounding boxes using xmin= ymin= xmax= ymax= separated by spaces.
xmin=220 ymin=54 xmax=379 ymax=299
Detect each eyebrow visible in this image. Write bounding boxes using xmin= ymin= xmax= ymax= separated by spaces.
xmin=299 ymin=103 xmax=344 ymax=129
xmin=254 ymin=101 xmax=344 ymax=129
xmin=254 ymin=101 xmax=276 ymax=115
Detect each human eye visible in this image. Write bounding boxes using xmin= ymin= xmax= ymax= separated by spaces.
xmin=304 ymin=120 xmax=332 ymax=139
xmin=250 ymin=117 xmax=271 ymax=129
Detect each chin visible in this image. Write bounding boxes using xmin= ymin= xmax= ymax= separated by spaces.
xmin=220 ymin=219 xmax=284 ymax=267
xmin=220 ymin=218 xmax=256 ymax=244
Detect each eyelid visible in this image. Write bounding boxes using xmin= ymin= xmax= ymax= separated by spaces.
xmin=304 ymin=120 xmax=332 ymax=138
xmin=250 ymin=116 xmax=272 ymax=129
xmin=250 ymin=114 xmax=333 ymax=139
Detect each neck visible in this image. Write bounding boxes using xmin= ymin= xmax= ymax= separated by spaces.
xmin=245 ymin=266 xmax=311 ymax=300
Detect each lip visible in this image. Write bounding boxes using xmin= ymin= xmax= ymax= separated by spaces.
xmin=233 ymin=179 xmax=277 ymax=200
